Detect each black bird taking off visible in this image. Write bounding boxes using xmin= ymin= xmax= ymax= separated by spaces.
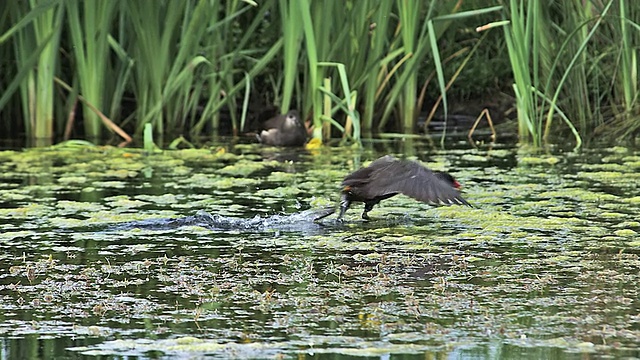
xmin=320 ymin=155 xmax=471 ymax=221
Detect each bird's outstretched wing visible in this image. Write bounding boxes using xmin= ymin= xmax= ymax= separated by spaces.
xmin=364 ymin=158 xmax=471 ymax=206
xmin=341 ymin=155 xmax=398 ymax=187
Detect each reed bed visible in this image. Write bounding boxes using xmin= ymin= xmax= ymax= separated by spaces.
xmin=0 ymin=0 xmax=638 ymax=148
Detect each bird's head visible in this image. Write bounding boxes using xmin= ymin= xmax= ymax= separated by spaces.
xmin=435 ymin=171 xmax=462 ymax=189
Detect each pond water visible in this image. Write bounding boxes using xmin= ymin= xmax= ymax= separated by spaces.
xmin=0 ymin=138 xmax=639 ymax=359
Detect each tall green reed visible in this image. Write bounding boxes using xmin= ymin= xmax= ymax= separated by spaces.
xmin=2 ymin=0 xmax=64 ymax=144
xmin=605 ymin=0 xmax=640 ymax=138
xmin=125 ymin=0 xmax=210 ymax=137
xmin=66 ymin=0 xmax=117 ymax=140
xmin=279 ymin=0 xmax=303 ymax=115
xmin=192 ymin=0 xmax=282 ymax=136
xmin=502 ymin=0 xmax=546 ymax=147
xmin=501 ymin=0 xmax=630 ymax=148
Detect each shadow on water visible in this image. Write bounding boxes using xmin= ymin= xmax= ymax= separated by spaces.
xmin=0 ymin=138 xmax=639 ymax=359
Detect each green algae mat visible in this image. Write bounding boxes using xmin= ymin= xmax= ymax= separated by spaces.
xmin=0 ymin=140 xmax=639 ymax=359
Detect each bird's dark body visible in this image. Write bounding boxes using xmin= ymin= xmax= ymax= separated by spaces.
xmin=335 ymin=155 xmax=471 ymax=220
xmin=257 ymin=110 xmax=307 ymax=147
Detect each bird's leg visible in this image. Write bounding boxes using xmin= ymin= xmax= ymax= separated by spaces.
xmin=361 ymin=201 xmax=376 ymax=220
xmin=337 ymin=194 xmax=351 ymax=221
xmin=312 ymin=207 xmax=336 ymax=222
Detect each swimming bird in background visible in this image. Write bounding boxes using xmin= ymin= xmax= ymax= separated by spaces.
xmin=315 ymin=155 xmax=471 ymax=221
xmin=257 ymin=110 xmax=307 ymax=147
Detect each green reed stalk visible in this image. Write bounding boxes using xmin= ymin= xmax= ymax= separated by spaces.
xmin=503 ymin=0 xmax=539 ymax=146
xmin=298 ymin=0 xmax=322 ymax=139
xmin=3 ymin=0 xmax=64 ymax=143
xmin=613 ymin=0 xmax=640 ymax=138
xmin=426 ymin=19 xmax=448 ymax=145
xmin=126 ymin=1 xmax=210 ymax=137
xmin=318 ymin=62 xmax=361 ymax=145
xmin=427 ymin=6 xmax=501 ymax=145
xmin=541 ymin=2 xmax=613 ymax=147
xmin=106 ymin=33 xmax=134 ymax=127
xmin=66 ymin=0 xmax=116 ymax=140
xmin=193 ymin=0 xmax=279 ymax=136
xmin=361 ymin=0 xmax=393 ymax=132
xmin=618 ymin=0 xmax=638 ymax=113
xmin=279 ymin=0 xmax=303 ymax=114
xmin=396 ymin=0 xmax=421 ymax=132
xmin=379 ymin=1 xmax=477 ymax=133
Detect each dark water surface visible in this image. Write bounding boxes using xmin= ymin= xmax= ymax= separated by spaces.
xmin=0 ymin=139 xmax=639 ymax=359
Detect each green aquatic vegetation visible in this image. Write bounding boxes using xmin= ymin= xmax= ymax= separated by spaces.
xmin=266 ymin=171 xmax=297 ymax=182
xmin=170 ymin=148 xmax=236 ymax=163
xmin=576 ymin=171 xmax=636 ymax=182
xmin=486 ymin=149 xmax=513 ymax=158
xmin=537 ymin=187 xmax=618 ymax=202
xmin=0 ymin=203 xmax=54 ymax=219
xmin=623 ymin=160 xmax=640 ymax=169
xmin=614 ymin=229 xmax=637 ymax=237
xmin=614 ymin=221 xmax=640 ymax=228
xmin=255 ymin=187 xmax=303 ymax=198
xmin=218 ymin=159 xmax=277 ymax=176
xmin=0 ymin=190 xmax=31 ymax=202
xmin=600 ymin=212 xmax=626 ymax=219
xmin=460 ymin=154 xmax=489 ymax=163
xmin=57 ymin=175 xmax=89 ymax=185
xmin=0 ymin=143 xmax=639 ymax=359
xmin=177 ymin=173 xmax=261 ymax=190
xmin=56 ymin=200 xmax=107 ymax=213
xmin=104 ymin=196 xmax=150 ymax=209
xmin=578 ymin=163 xmax=629 ymax=172
xmin=135 ymin=194 xmax=181 ymax=205
xmin=605 ymin=146 xmax=630 ymax=154
xmin=518 ymin=156 xmax=560 ymax=165
xmin=0 ymin=230 xmax=39 ymax=240
xmin=621 ymin=155 xmax=640 ymax=162
xmin=625 ymin=196 xmax=640 ymax=204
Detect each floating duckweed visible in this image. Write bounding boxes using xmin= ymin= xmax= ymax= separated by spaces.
xmin=600 ymin=212 xmax=625 ymax=219
xmin=267 ymin=171 xmax=297 ymax=182
xmin=487 ymin=149 xmax=512 ymax=158
xmin=607 ymin=146 xmax=629 ymax=154
xmin=218 ymin=160 xmax=274 ymax=176
xmin=508 ymin=231 xmax=529 ymax=238
xmin=576 ymin=171 xmax=624 ymax=181
xmin=255 ymin=187 xmax=303 ymax=197
xmin=0 ymin=143 xmax=639 ymax=358
xmin=613 ymin=221 xmax=640 ymax=228
xmin=579 ymin=163 xmax=627 ymax=172
xmin=0 ymin=191 xmax=30 ymax=202
xmin=623 ymin=161 xmax=640 ymax=169
xmin=58 ymin=176 xmax=88 ymax=185
xmin=518 ymin=156 xmax=560 ymax=165
xmin=56 ymin=200 xmax=106 ymax=213
xmin=106 ymin=198 xmax=149 ymax=209
xmin=174 ymin=336 xmax=203 ymax=344
xmin=309 ymin=197 xmax=334 ymax=208
xmin=626 ymin=196 xmax=640 ymax=204
xmin=613 ymin=229 xmax=637 ymax=237
xmin=464 ymin=256 xmax=484 ymax=262
xmin=136 ymin=194 xmax=180 ymax=205
xmin=212 ymin=177 xmax=260 ymax=189
xmin=91 ymin=180 xmax=127 ymax=189
xmin=460 ymin=154 xmax=488 ymax=162
xmin=0 ymin=230 xmax=38 ymax=240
